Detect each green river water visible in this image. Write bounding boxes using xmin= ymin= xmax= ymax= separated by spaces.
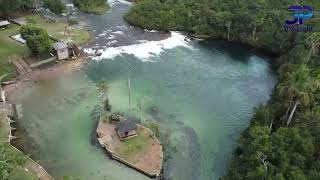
xmin=9 ymin=1 xmax=276 ymax=180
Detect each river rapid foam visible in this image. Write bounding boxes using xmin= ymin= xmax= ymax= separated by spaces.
xmin=84 ymin=32 xmax=192 ymax=62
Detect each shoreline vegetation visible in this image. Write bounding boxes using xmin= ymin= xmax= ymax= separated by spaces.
xmin=73 ymin=0 xmax=110 ymax=15
xmin=125 ymin=0 xmax=320 ymax=179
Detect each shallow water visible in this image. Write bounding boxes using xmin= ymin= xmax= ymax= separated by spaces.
xmin=9 ymin=1 xmax=276 ymax=180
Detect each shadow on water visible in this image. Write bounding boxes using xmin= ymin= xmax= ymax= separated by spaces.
xmin=197 ymin=40 xmax=253 ymax=63
xmin=197 ymin=40 xmax=274 ymax=64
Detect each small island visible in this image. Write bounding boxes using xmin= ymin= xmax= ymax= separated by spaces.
xmin=96 ymin=114 xmax=163 ymax=178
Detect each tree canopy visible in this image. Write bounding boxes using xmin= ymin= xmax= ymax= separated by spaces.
xmin=20 ymin=25 xmax=52 ymax=56
xmin=0 ymin=0 xmax=37 ymax=16
xmin=43 ymin=0 xmax=66 ymax=14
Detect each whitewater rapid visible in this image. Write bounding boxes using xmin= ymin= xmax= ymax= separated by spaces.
xmin=85 ymin=32 xmax=192 ymax=62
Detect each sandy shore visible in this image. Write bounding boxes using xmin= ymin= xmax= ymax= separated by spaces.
xmin=3 ymin=56 xmax=89 ymax=96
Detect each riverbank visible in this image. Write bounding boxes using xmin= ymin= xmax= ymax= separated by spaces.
xmin=0 ymin=56 xmax=89 ymax=180
xmin=4 ymin=57 xmax=88 ymax=96
xmin=0 ymin=78 xmax=53 ymax=180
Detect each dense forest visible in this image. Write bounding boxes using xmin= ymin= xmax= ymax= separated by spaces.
xmin=126 ymin=0 xmax=320 ymax=179
xmin=73 ymin=0 xmax=109 ymax=15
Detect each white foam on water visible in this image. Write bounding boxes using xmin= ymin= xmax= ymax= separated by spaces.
xmin=98 ymin=31 xmax=108 ymax=37
xmin=108 ymin=0 xmax=132 ymax=7
xmin=137 ymin=40 xmax=148 ymax=43
xmin=112 ymin=30 xmax=124 ymax=35
xmin=116 ymin=25 xmax=127 ymax=30
xmin=107 ymin=40 xmax=118 ymax=45
xmin=106 ymin=34 xmax=116 ymax=40
xmin=84 ymin=32 xmax=192 ymax=62
xmin=144 ymin=29 xmax=158 ymax=33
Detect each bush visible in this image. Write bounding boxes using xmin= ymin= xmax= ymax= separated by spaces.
xmin=68 ymin=18 xmax=78 ymax=26
xmin=146 ymin=122 xmax=160 ymax=138
xmin=20 ymin=26 xmax=52 ymax=56
xmin=43 ymin=0 xmax=66 ymax=14
xmin=0 ymin=144 xmax=26 ymax=180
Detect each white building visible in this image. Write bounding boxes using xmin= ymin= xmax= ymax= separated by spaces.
xmin=53 ymin=42 xmax=69 ymax=60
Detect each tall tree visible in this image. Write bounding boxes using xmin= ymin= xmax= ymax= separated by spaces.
xmin=305 ymin=32 xmax=320 ymax=65
xmin=97 ymin=80 xmax=111 ymax=112
xmin=277 ymin=66 xmax=320 ymax=127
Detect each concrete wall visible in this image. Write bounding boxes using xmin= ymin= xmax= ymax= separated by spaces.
xmin=118 ymin=130 xmax=137 ymax=139
xmin=57 ymin=48 xmax=69 ymax=60
xmin=104 ymin=148 xmax=158 ymax=178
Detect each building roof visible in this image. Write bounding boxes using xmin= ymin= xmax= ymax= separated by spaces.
xmin=0 ymin=21 xmax=10 ymax=27
xmin=52 ymin=42 xmax=68 ymax=50
xmin=116 ymin=120 xmax=137 ymax=133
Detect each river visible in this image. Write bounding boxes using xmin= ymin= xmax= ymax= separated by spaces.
xmin=9 ymin=1 xmax=276 ymax=180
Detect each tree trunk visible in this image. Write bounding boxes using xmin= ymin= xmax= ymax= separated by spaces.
xmin=284 ymin=97 xmax=293 ymax=118
xmin=252 ymin=26 xmax=256 ymax=40
xmin=287 ymin=100 xmax=299 ymax=127
xmin=305 ymin=47 xmax=313 ymax=65
xmin=269 ymin=118 xmax=273 ymax=130
xmin=227 ymin=28 xmax=230 ymax=41
xmin=128 ymin=78 xmax=131 ymax=112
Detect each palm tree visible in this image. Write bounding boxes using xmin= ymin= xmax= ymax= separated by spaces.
xmin=305 ymin=32 xmax=320 ymax=65
xmin=97 ymin=80 xmax=111 ymax=111
xmin=277 ymin=66 xmax=320 ymax=127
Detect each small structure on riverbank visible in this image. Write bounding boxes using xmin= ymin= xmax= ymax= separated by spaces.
xmin=96 ymin=115 xmax=163 ymax=178
xmin=53 ymin=42 xmax=69 ymax=60
xmin=116 ymin=120 xmax=137 ymax=140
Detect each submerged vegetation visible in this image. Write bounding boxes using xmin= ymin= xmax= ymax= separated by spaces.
xmin=126 ymin=0 xmax=320 ymax=179
xmin=73 ymin=0 xmax=110 ymax=15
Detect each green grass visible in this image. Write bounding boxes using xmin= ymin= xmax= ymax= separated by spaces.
xmin=0 ymin=114 xmax=10 ymax=144
xmin=0 ymin=114 xmax=39 ymax=179
xmin=0 ymin=24 xmax=29 ymax=77
xmin=115 ymin=129 xmax=152 ymax=161
xmin=0 ymin=14 xmax=91 ymax=77
xmin=25 ymin=14 xmax=91 ymax=45
xmin=10 ymin=166 xmax=38 ymax=180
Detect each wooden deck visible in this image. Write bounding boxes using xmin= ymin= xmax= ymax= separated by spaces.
xmin=12 ymin=59 xmax=32 ymax=75
xmin=96 ymin=119 xmax=163 ymax=178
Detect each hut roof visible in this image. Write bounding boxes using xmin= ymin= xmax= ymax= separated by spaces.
xmin=0 ymin=21 xmax=10 ymax=27
xmin=53 ymin=42 xmax=68 ymax=50
xmin=116 ymin=120 xmax=137 ymax=133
